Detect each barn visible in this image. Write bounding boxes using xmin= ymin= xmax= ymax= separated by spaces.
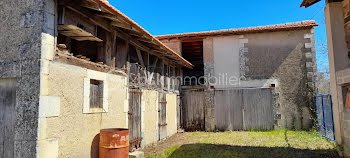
xmin=157 ymin=21 xmax=318 ymax=131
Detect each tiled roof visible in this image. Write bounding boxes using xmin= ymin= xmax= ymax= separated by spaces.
xmin=93 ymin=0 xmax=193 ymax=68
xmin=156 ymin=21 xmax=318 ymax=40
xmin=300 ymin=0 xmax=322 ymax=8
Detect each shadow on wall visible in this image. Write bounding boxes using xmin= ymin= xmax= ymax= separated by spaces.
xmin=168 ymin=144 xmax=339 ymax=158
xmin=272 ymin=43 xmax=314 ymax=130
xmin=91 ymin=134 xmax=100 ymax=158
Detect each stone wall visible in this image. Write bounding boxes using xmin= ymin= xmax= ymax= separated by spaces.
xmin=0 ymin=0 xmax=55 ymax=157
xmin=200 ymin=29 xmax=317 ymax=130
xmin=244 ymin=30 xmax=316 ymax=130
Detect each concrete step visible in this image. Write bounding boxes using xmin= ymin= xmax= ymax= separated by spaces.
xmin=129 ymin=151 xmax=144 ymax=158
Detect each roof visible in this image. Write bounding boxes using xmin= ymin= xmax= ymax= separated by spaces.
xmin=156 ymin=21 xmax=318 ymax=40
xmin=300 ymin=0 xmax=322 ymax=8
xmin=88 ymin=0 xmax=193 ymax=68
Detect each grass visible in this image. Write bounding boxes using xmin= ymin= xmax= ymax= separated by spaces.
xmin=147 ymin=145 xmax=180 ymax=158
xmin=146 ymin=130 xmax=338 ymax=158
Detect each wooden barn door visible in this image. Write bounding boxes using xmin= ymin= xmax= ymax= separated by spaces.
xmin=128 ymin=89 xmax=142 ymax=151
xmin=215 ymin=89 xmax=244 ymax=131
xmin=214 ymin=88 xmax=274 ymax=131
xmin=181 ymin=90 xmax=206 ymax=131
xmin=242 ymin=88 xmax=274 ymax=130
xmin=158 ymin=93 xmax=167 ymax=140
xmin=0 ymin=79 xmax=16 ymax=158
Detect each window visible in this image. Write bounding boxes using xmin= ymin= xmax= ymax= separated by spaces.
xmin=90 ymin=79 xmax=103 ymax=109
xmin=83 ymin=70 xmax=109 ymax=114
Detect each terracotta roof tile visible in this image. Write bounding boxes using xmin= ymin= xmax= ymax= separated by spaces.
xmin=300 ymin=0 xmax=321 ymax=8
xmin=156 ymin=21 xmax=318 ymax=40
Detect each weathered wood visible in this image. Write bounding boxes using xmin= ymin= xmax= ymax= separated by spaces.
xmin=183 ymin=88 xmax=274 ymax=132
xmin=80 ymin=0 xmax=102 ymax=11
xmin=114 ymin=28 xmax=177 ymax=65
xmin=65 ymin=4 xmax=113 ymax=32
xmin=158 ymin=93 xmax=167 ymax=140
xmin=111 ymin=21 xmax=133 ymax=30
xmin=182 ymin=90 xmax=206 ymax=131
xmin=242 ymin=88 xmax=274 ymax=130
xmin=111 ymin=31 xmax=117 ymax=68
xmin=58 ymin=25 xmax=102 ymax=42
xmin=215 ymin=90 xmax=244 ymax=131
xmin=58 ymin=6 xmax=66 ymax=25
xmin=90 ymin=80 xmax=103 ymax=109
xmin=136 ymin=49 xmax=145 ymax=67
xmin=0 ymin=79 xmax=16 ymax=158
xmin=128 ymin=89 xmax=142 ymax=151
xmin=104 ymin=30 xmax=115 ymax=66
xmin=116 ymin=39 xmax=129 ymax=68
xmin=61 ymin=7 xmax=98 ymax=35
xmin=177 ymin=95 xmax=181 ymax=130
xmin=214 ymin=88 xmax=274 ymax=131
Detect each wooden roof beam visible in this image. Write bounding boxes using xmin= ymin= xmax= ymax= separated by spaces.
xmin=65 ymin=4 xmax=113 ymax=32
xmin=80 ymin=0 xmax=102 ymax=11
xmin=112 ymin=21 xmax=133 ymax=30
xmin=115 ymin=28 xmax=181 ymax=66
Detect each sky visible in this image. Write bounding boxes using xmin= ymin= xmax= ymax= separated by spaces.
xmin=109 ymin=0 xmax=329 ymax=74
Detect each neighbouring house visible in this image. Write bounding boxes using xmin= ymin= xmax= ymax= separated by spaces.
xmin=157 ymin=21 xmax=318 ymax=131
xmin=301 ymin=0 xmax=350 ymax=156
xmin=0 ymin=0 xmax=193 ymax=157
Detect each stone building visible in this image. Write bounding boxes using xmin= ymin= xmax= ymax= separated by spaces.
xmin=157 ymin=21 xmax=318 ymax=131
xmin=0 ymin=0 xmax=192 ymax=157
xmin=301 ymin=0 xmax=350 ymax=156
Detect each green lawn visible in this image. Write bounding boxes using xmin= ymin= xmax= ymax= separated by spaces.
xmin=146 ymin=130 xmax=339 ymax=158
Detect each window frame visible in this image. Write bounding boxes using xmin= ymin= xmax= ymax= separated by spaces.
xmin=83 ymin=70 xmax=109 ymax=114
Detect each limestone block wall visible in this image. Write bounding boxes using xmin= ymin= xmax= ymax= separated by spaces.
xmin=0 ymin=0 xmax=55 ymax=157
xmin=37 ymin=61 xmax=128 ymax=158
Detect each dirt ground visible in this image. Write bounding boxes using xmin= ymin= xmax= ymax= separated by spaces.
xmin=143 ymin=132 xmax=196 ymax=156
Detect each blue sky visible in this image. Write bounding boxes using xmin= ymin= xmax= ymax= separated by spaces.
xmin=109 ymin=0 xmax=329 ymax=74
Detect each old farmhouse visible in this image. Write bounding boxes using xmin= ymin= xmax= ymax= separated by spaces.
xmin=0 ymin=0 xmax=322 ymax=157
xmin=0 ymin=0 xmax=192 ymax=157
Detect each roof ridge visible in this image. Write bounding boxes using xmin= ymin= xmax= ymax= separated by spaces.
xmin=156 ymin=20 xmax=318 ymax=39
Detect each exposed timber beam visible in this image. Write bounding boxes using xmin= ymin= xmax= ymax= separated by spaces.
xmin=136 ymin=49 xmax=145 ymax=67
xmin=65 ymin=3 xmax=113 ymax=32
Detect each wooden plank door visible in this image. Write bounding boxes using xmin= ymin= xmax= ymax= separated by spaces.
xmin=176 ymin=95 xmax=181 ymax=130
xmin=215 ymin=89 xmax=244 ymax=131
xmin=128 ymin=89 xmax=142 ymax=151
xmin=158 ymin=93 xmax=167 ymax=140
xmin=242 ymin=88 xmax=274 ymax=130
xmin=181 ymin=90 xmax=205 ymax=131
xmin=0 ymin=79 xmax=16 ymax=158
